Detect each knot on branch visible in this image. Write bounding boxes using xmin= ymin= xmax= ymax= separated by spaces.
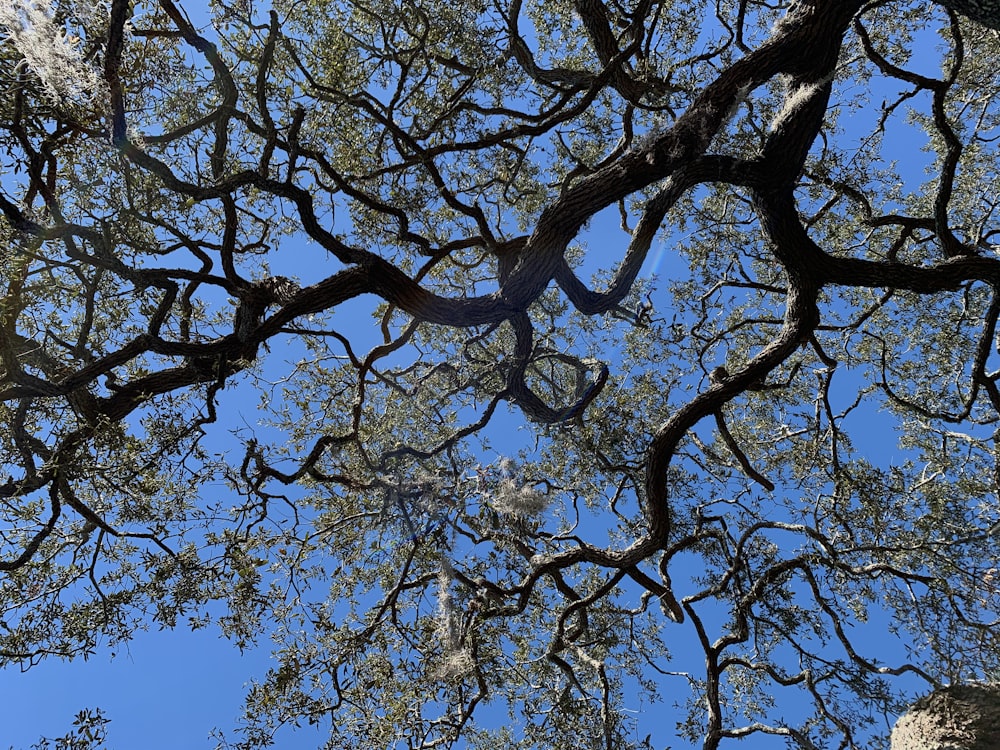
xmin=260 ymin=275 xmax=301 ymax=304
xmin=234 ymin=276 xmax=300 ymax=342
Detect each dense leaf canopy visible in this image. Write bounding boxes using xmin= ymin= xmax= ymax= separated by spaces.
xmin=2 ymin=0 xmax=1000 ymax=748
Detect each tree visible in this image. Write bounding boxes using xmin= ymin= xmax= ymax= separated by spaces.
xmin=891 ymin=683 xmax=1000 ymax=750
xmin=1 ymin=0 xmax=1000 ymax=747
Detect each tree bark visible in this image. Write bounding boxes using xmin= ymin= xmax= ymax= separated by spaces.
xmin=934 ymin=0 xmax=1000 ymax=29
xmin=892 ymin=684 xmax=1000 ymax=750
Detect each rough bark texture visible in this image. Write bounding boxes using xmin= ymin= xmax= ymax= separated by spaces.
xmin=935 ymin=0 xmax=1000 ymax=28
xmin=892 ymin=685 xmax=1000 ymax=750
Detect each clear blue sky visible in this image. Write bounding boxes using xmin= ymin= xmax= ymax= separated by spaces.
xmin=2 ymin=624 xmax=321 ymax=749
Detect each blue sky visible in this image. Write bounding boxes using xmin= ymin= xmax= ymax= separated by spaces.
xmin=1 ymin=623 xmax=309 ymax=749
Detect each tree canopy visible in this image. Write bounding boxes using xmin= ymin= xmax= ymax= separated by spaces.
xmin=2 ymin=0 xmax=1000 ymax=748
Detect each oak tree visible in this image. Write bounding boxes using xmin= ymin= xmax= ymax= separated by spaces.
xmin=2 ymin=0 xmax=1000 ymax=748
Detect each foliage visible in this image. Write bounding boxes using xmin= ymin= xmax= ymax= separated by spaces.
xmin=2 ymin=0 xmax=1000 ymax=748
xmin=10 ymin=708 xmax=110 ymax=750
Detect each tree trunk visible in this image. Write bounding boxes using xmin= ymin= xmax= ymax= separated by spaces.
xmin=892 ymin=684 xmax=1000 ymax=750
